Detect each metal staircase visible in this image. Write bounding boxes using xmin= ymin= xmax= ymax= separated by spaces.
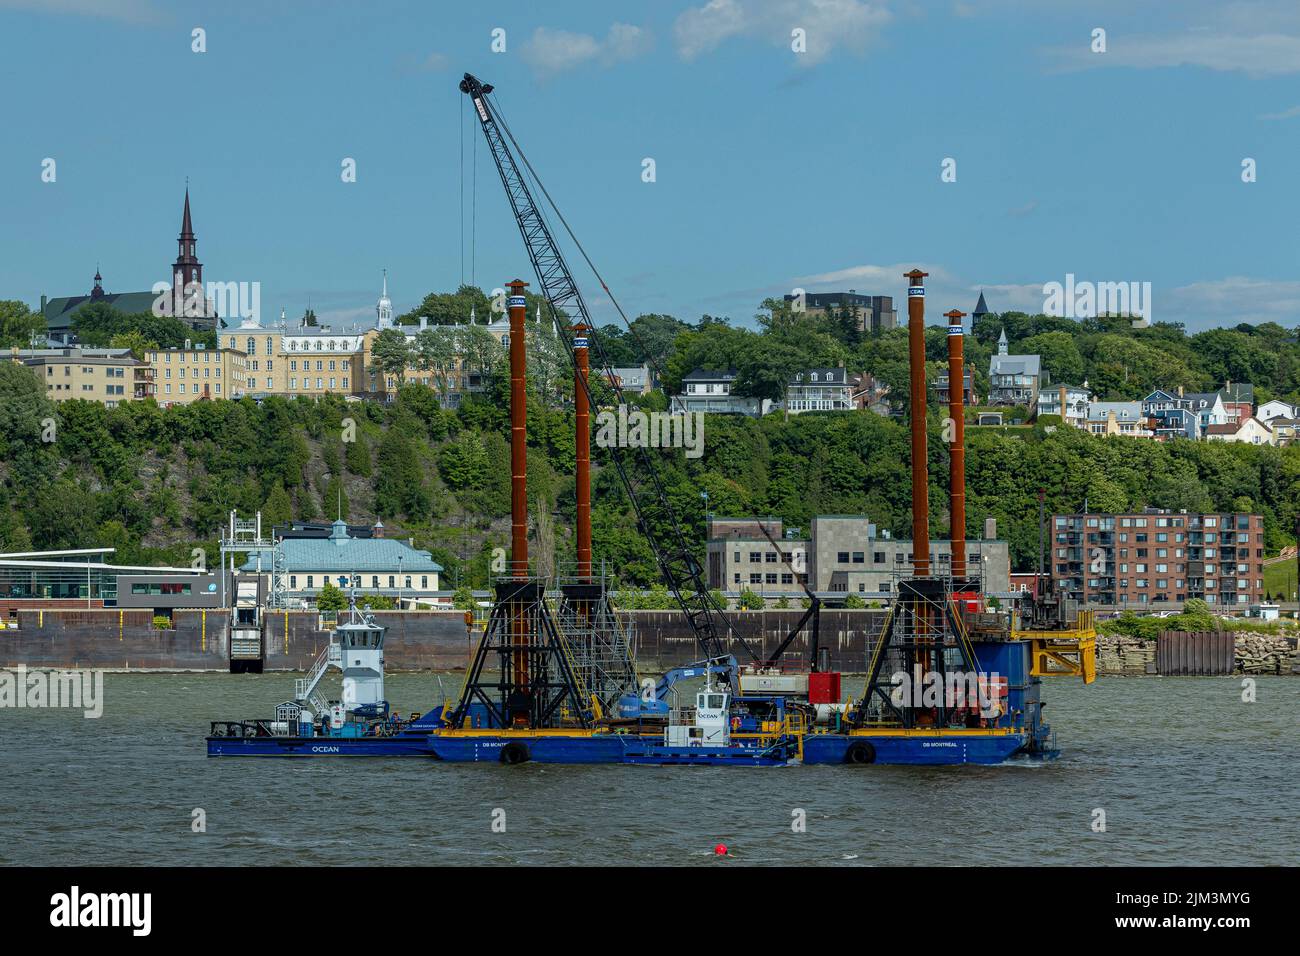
xmin=295 ymin=641 xmax=341 ymax=713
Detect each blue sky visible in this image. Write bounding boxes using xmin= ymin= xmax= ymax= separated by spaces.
xmin=2 ymin=0 xmax=1298 ymax=330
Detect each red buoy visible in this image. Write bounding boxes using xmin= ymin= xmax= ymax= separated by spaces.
xmin=714 ymin=843 xmax=728 ymax=856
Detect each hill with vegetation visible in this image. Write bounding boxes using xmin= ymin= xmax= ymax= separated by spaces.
xmin=4 ymin=292 xmax=1300 ymax=590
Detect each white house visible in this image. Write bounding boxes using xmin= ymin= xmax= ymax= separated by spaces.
xmin=1205 ymin=417 xmax=1274 ymax=446
xmin=1256 ymin=399 xmax=1296 ymax=423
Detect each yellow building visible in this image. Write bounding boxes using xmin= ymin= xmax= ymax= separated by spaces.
xmin=10 ymin=347 xmax=154 ymax=408
xmin=218 ymin=316 xmax=369 ymax=398
xmin=146 ymin=344 xmax=248 ymax=405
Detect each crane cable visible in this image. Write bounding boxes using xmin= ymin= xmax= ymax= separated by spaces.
xmin=490 ymin=94 xmax=673 ymax=387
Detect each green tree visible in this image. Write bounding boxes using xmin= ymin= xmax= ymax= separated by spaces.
xmin=316 ymin=580 xmax=348 ymax=611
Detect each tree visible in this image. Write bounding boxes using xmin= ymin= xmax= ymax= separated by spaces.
xmin=371 ymin=328 xmax=412 ymax=383
xmin=109 ymin=330 xmax=158 ymax=360
xmin=737 ymin=588 xmax=764 ymax=610
xmin=0 ymin=300 xmax=44 ymax=348
xmin=316 ymin=580 xmax=348 ymax=612
xmin=261 ymin=481 xmax=292 ymax=527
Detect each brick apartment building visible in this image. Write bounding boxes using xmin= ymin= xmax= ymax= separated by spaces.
xmin=1050 ymin=510 xmax=1265 ymax=607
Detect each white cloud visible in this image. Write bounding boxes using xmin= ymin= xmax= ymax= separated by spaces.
xmin=1046 ymin=25 xmax=1300 ymax=77
xmin=674 ymin=0 xmax=892 ymax=64
xmin=520 ymin=23 xmax=653 ymax=77
xmin=396 ymin=51 xmax=449 ymax=76
xmin=1259 ymin=105 xmax=1300 ymax=120
xmin=1168 ymin=277 xmax=1300 ymax=326
xmin=0 ymin=0 xmax=161 ymax=23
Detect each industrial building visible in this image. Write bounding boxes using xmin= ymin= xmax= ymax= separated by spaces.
xmin=0 ymin=548 xmax=211 ymax=617
xmin=705 ymin=515 xmax=1011 ymax=600
xmin=1050 ymin=510 xmax=1266 ymax=607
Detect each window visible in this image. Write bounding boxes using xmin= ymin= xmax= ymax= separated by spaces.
xmin=837 ymin=551 xmax=850 ymax=563
xmin=852 ymin=552 xmax=865 ymax=564
xmin=306 ymin=575 xmax=314 ymax=588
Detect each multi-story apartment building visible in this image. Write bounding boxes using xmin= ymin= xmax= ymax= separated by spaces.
xmin=11 ymin=347 xmax=154 ymax=407
xmin=146 ymin=343 xmax=248 ymax=404
xmin=1050 ymin=510 xmax=1265 ymax=607
xmin=786 ymin=367 xmax=853 ymax=413
xmin=705 ymin=515 xmax=1011 ymax=598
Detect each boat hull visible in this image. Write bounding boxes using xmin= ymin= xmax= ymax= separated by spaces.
xmin=427 ymin=733 xmax=794 ymax=765
xmin=802 ymin=731 xmax=1037 ymax=765
xmin=206 ymin=733 xmax=434 ymax=757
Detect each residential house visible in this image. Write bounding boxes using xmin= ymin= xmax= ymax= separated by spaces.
xmin=1256 ymin=399 xmax=1295 ymax=423
xmin=1217 ymin=382 xmax=1255 ymax=425
xmin=786 ymin=367 xmax=853 ymax=414
xmin=674 ymin=368 xmax=772 ymax=416
xmin=988 ymin=328 xmax=1042 ymax=407
xmin=1185 ymin=391 xmax=1228 ymax=431
xmin=1086 ymin=401 xmax=1153 ymax=437
xmin=1142 ymin=389 xmax=1200 ymax=440
xmin=1267 ymin=418 xmax=1299 ymax=445
xmin=606 ymin=365 xmax=652 ymax=396
xmin=1206 ymin=417 xmax=1273 ymax=446
xmin=1038 ymin=384 xmax=1092 ymax=428
xmin=848 ymin=373 xmax=891 ymax=415
xmin=936 ymin=367 xmax=978 ymax=406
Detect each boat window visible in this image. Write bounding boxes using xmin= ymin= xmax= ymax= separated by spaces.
xmin=708 ymin=695 xmax=725 ymax=709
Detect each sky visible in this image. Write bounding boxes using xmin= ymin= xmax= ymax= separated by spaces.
xmin=2 ymin=0 xmax=1299 ymax=332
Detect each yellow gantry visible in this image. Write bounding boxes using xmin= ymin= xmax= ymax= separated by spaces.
xmin=1011 ymin=609 xmax=1097 ymax=684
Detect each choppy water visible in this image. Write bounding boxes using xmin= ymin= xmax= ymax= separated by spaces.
xmin=3 ymin=672 xmax=1297 ymax=866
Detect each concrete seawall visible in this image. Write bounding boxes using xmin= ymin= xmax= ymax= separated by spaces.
xmin=0 ymin=607 xmax=887 ymax=672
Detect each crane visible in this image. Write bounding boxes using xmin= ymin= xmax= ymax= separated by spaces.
xmin=458 ymin=72 xmax=758 ymax=685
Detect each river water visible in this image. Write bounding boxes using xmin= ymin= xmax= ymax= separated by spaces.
xmin=3 ymin=672 xmax=1296 ymax=866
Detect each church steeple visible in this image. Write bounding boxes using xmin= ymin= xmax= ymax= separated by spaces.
xmin=376 ymin=269 xmax=393 ymax=328
xmin=173 ymin=186 xmax=202 ymax=291
xmin=90 ymin=265 xmax=106 ymax=301
xmin=997 ymin=327 xmax=1008 ymax=355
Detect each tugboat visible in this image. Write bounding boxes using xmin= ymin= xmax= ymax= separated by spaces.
xmin=207 ymin=597 xmax=439 ymax=757
xmin=619 ymin=667 xmax=798 ymax=766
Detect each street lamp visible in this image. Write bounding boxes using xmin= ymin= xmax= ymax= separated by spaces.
xmin=397 ymin=555 xmax=404 ymax=609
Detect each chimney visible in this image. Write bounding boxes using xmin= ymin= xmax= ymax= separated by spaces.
xmin=984 ymin=517 xmax=997 ymax=540
xmin=945 ymin=309 xmax=967 ymax=577
xmin=1178 ymin=385 xmax=1184 ymax=398
xmin=904 ymin=269 xmax=930 ymax=575
xmin=573 ymin=319 xmax=593 ymax=580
